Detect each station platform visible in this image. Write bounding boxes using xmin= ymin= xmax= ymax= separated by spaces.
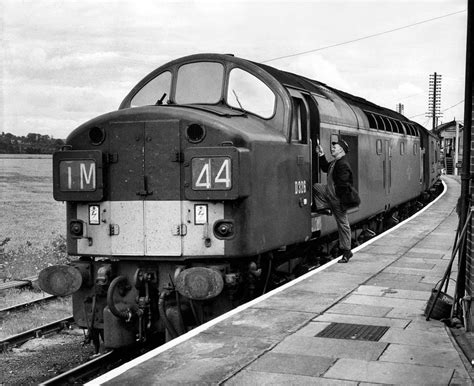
xmin=91 ymin=175 xmax=474 ymax=385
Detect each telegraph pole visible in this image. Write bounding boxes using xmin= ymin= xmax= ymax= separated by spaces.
xmin=396 ymin=103 xmax=404 ymax=115
xmin=427 ymin=72 xmax=442 ymax=130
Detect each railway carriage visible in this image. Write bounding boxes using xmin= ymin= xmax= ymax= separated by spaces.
xmin=39 ymin=53 xmax=441 ymax=350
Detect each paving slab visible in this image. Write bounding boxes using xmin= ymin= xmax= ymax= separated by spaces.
xmin=323 ymin=358 xmax=454 ymax=384
xmin=398 ymin=266 xmax=439 ymax=276
xmin=403 ymin=251 xmax=446 ymax=259
xmin=245 ymin=353 xmax=335 ymax=377
xmin=314 ymin=313 xmax=410 ymax=329
xmin=105 ymin=333 xmax=277 ymax=385
xmin=291 ymin=321 xmax=331 ymax=337
xmin=416 ymin=241 xmax=454 ymax=251
xmin=226 ymin=370 xmax=357 ymax=385
xmin=366 ymin=272 xmax=427 ymax=283
xmin=451 ymin=368 xmax=473 ymax=385
xmin=291 ymin=272 xmax=375 ymax=294
xmin=405 ymin=319 xmax=450 ymax=332
xmin=384 ymin=307 xmax=428 ymax=319
xmin=420 ymin=275 xmax=456 ymax=287
xmin=251 ymin=289 xmax=342 ymax=313
xmin=380 ymin=327 xmax=453 ymax=347
xmin=379 ymin=343 xmax=464 ymax=368
xmin=326 ymin=303 xmax=392 ymax=317
xmin=343 ymin=294 xmax=427 ymax=310
xmin=360 ymin=244 xmax=409 ymax=256
xmin=390 ymin=260 xmax=436 ymax=269
xmin=319 ymin=260 xmax=392 ymax=275
xmin=365 ymin=276 xmax=434 ymax=291
xmin=272 ymin=336 xmax=388 ymax=361
xmin=409 ymin=247 xmax=452 ymax=256
xmin=384 ymin=266 xmax=449 ymax=277
xmin=202 ymin=307 xmax=317 ymax=340
xmin=354 ymin=285 xmax=430 ymax=300
xmin=393 ymin=267 xmax=451 ymax=277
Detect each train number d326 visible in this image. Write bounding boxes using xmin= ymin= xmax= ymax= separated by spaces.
xmin=191 ymin=157 xmax=232 ymax=190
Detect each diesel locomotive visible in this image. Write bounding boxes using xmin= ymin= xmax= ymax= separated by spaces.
xmin=39 ymin=53 xmax=441 ymax=351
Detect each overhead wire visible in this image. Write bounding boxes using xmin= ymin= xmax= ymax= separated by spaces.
xmin=261 ymin=9 xmax=466 ymax=63
xmin=408 ymin=100 xmax=464 ymax=119
xmin=441 ymin=100 xmax=465 ymax=112
xmin=398 ymin=91 xmax=426 ymax=101
xmin=260 ymin=9 xmax=467 ymax=126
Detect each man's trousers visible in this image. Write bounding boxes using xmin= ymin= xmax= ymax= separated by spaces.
xmin=313 ymin=183 xmax=352 ymax=251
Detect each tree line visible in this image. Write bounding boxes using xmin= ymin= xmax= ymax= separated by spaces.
xmin=0 ymin=132 xmax=65 ymax=154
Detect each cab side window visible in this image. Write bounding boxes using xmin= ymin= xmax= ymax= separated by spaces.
xmin=131 ymin=71 xmax=172 ymax=107
xmin=291 ymin=97 xmax=308 ymax=144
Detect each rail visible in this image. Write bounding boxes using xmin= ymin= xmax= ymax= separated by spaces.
xmin=40 ymin=350 xmax=118 ymax=385
xmin=0 ymin=276 xmax=38 ymax=291
xmin=0 ymin=294 xmax=58 ymax=314
xmin=0 ymin=316 xmax=74 ymax=353
xmin=40 ymin=342 xmax=158 ymax=385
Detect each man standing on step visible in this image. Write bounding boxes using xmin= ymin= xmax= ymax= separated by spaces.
xmin=313 ymin=139 xmax=355 ymax=263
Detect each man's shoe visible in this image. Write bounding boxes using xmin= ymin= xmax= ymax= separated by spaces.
xmin=316 ymin=208 xmax=332 ymax=216
xmin=338 ymin=250 xmax=353 ymax=263
xmin=343 ymin=250 xmax=353 ymax=259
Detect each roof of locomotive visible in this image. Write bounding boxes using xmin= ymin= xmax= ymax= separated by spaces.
xmin=251 ymin=60 xmax=409 ymax=122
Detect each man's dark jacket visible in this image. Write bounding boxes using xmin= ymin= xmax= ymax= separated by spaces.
xmin=319 ymin=154 xmax=354 ymax=202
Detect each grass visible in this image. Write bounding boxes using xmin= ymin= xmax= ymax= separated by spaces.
xmin=0 ymin=156 xmax=73 ymax=338
xmin=0 ymin=288 xmax=52 ymax=308
xmin=0 ymin=156 xmax=68 ymax=281
xmin=0 ymin=156 xmax=66 ymax=251
xmin=0 ymin=234 xmax=70 ymax=281
xmin=0 ymin=296 xmax=73 ymax=340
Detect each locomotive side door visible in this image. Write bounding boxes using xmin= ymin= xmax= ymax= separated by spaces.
xmin=306 ymin=94 xmax=321 ymax=188
xmin=287 ymin=89 xmax=320 ymax=186
xmin=288 ymin=88 xmax=313 ymax=232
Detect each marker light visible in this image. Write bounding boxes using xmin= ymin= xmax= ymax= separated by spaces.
xmin=70 ymin=220 xmax=85 ymax=238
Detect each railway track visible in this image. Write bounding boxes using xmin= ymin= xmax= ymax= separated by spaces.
xmin=0 ymin=276 xmax=38 ymax=291
xmin=0 ymin=294 xmax=58 ymax=314
xmin=0 ymin=286 xmax=69 ymax=352
xmin=40 ymin=349 xmax=118 ymax=385
xmin=0 ymin=316 xmax=74 ymax=353
xmin=40 ymin=342 xmax=160 ymax=385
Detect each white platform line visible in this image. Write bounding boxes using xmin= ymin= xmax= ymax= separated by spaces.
xmin=88 ymin=180 xmax=448 ymax=385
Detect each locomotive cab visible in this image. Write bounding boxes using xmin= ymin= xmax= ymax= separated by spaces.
xmin=53 ymin=54 xmax=314 ymax=258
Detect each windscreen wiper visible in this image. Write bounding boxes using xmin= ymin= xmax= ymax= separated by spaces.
xmin=155 ymin=93 xmax=167 ymax=105
xmin=232 ymin=90 xmax=248 ymax=116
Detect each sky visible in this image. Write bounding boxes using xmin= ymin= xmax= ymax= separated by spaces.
xmin=0 ymin=0 xmax=468 ymax=139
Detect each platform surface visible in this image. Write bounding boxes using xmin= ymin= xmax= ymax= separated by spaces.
xmin=92 ymin=175 xmax=473 ymax=385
